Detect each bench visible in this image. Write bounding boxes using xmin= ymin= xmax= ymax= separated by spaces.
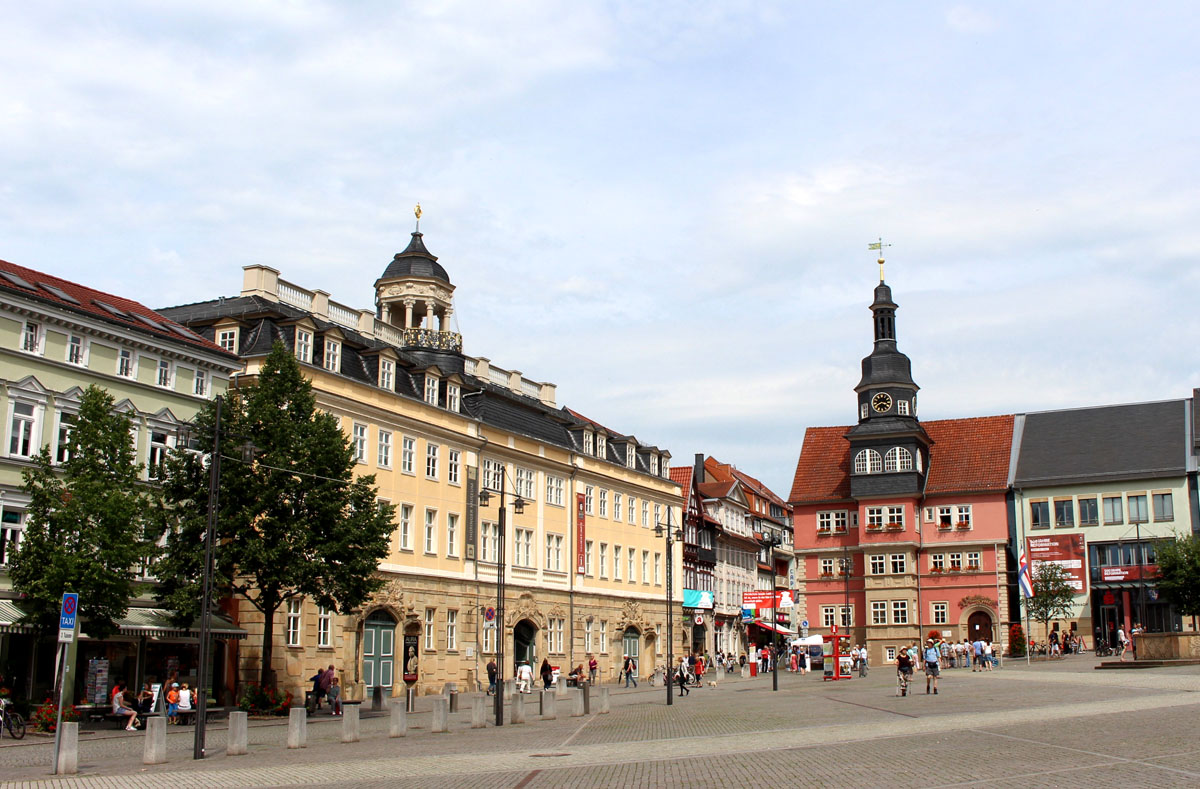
xmin=174 ymin=706 xmax=227 ymax=725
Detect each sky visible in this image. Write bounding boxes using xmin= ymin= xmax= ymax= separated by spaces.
xmin=3 ymin=2 xmax=1199 ymax=497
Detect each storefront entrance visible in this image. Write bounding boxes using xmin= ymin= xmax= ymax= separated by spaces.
xmin=691 ymin=623 xmax=705 ymax=654
xmin=513 ymin=619 xmax=538 ymax=671
xmin=362 ymin=611 xmax=396 ymax=689
xmin=967 ymin=611 xmax=993 ymax=642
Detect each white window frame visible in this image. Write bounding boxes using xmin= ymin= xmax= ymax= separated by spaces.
xmin=613 ymin=544 xmax=622 ymax=580
xmin=654 ymin=552 xmax=662 ymax=585
xmin=448 ymin=449 xmax=461 ymax=485
xmin=352 ymin=423 xmax=367 ymax=463
xmin=217 ymin=329 xmax=238 ymax=353
xmin=585 ymin=485 xmax=594 ymax=515
xmin=628 ymin=497 xmax=636 ymax=523
xmin=545 ymin=533 xmax=563 ymax=571
xmin=446 ymin=513 xmax=459 ymax=557
xmin=627 ymin=547 xmax=635 ymax=582
xmin=884 ymin=446 xmax=913 ymax=472
xmin=854 ymin=449 xmax=882 ymax=474
xmin=424 ymin=375 xmax=439 ymax=406
xmin=424 ymin=508 xmax=438 ymax=554
xmin=7 ymin=400 xmax=39 ymax=460
xmin=399 ymin=504 xmax=413 ymax=551
xmin=932 ymin=602 xmax=948 ymax=625
xmin=324 ymin=338 xmax=340 ymax=372
xmin=378 ymin=430 xmax=392 ymax=468
xmin=514 ymin=528 xmax=533 ymax=568
xmin=424 ymin=608 xmax=436 ymax=650
xmin=887 ymin=506 xmax=905 ymax=527
xmin=317 ymin=606 xmax=332 ymax=648
xmin=890 ymin=553 xmax=907 ymax=574
xmin=446 ymin=609 xmax=458 ymax=651
xmin=585 ymin=540 xmax=594 ymax=576
xmin=286 ymin=599 xmax=303 ymax=647
xmin=613 ymin=492 xmax=623 ymax=522
xmin=118 ymin=349 xmax=135 ymax=378
xmin=599 ymin=489 xmax=608 ymax=518
xmin=295 ymin=328 xmax=313 ymax=363
xmin=193 ymin=368 xmax=208 ymax=396
xmin=599 ymin=541 xmax=608 ymax=578
xmin=67 ymin=334 xmax=86 ymax=366
xmin=379 ymin=358 xmax=394 ymax=390
xmin=426 ymin=443 xmax=439 ymax=479
xmin=871 ymin=601 xmax=887 ymax=625
xmin=156 ymin=358 xmax=173 ymax=388
xmin=891 ymin=600 xmax=909 ymax=625
xmin=20 ymin=321 xmax=41 ymax=354
xmin=446 ymin=382 xmax=460 ymax=412
xmin=870 ymin=554 xmax=886 ymax=574
xmin=401 ymin=436 xmax=415 ymax=474
xmin=546 ymin=475 xmax=564 ymax=506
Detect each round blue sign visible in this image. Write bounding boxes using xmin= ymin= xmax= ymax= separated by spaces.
xmin=801 ymin=620 xmax=809 ymax=628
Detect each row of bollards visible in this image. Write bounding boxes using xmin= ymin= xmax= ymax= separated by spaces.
xmin=56 ymin=687 xmax=611 ymax=775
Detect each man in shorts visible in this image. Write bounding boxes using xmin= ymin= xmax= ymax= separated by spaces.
xmin=923 ymin=638 xmax=941 ymax=695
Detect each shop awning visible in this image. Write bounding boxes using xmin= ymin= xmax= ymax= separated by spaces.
xmin=113 ymin=608 xmax=247 ymax=640
xmin=0 ymin=600 xmax=36 ymax=634
xmin=751 ymin=621 xmax=796 ymax=636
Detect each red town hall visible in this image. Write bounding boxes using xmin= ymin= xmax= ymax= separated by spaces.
xmin=789 ymin=268 xmax=1014 ymax=667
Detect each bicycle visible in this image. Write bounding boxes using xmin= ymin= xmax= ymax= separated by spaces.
xmin=0 ymin=698 xmax=26 ymax=740
xmin=1094 ymin=642 xmax=1114 ymax=658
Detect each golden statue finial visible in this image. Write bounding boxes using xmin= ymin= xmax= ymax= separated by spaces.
xmin=414 ymin=203 xmax=422 ymax=231
xmin=868 ymin=237 xmax=892 ymax=282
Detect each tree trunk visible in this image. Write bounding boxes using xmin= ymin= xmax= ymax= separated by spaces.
xmin=259 ymin=594 xmax=279 ymax=688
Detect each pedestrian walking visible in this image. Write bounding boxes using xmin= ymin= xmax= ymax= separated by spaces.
xmin=623 ymin=654 xmax=638 ymax=688
xmin=486 ymin=658 xmax=498 ymax=696
xmin=1118 ymin=626 xmax=1129 ymax=661
xmin=588 ymin=655 xmax=598 ymax=685
xmin=858 ymin=646 xmax=869 ymax=677
xmin=923 ymin=639 xmax=941 ymax=695
xmin=516 ymin=660 xmax=533 ymax=693
xmin=674 ymin=657 xmax=689 ymax=696
xmin=540 ymin=658 xmax=554 ymax=690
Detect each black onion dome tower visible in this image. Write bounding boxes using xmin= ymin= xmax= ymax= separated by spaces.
xmin=845 ymin=254 xmax=931 ymax=499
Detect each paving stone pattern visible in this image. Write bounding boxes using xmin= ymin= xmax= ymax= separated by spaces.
xmin=2 ymin=657 xmax=1199 ymax=788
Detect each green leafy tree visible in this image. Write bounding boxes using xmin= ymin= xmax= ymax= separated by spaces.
xmin=1025 ymin=562 xmax=1077 ymax=643
xmin=10 ymin=385 xmax=154 ymax=638
xmin=1153 ymin=534 xmax=1200 ymax=619
xmin=155 ymin=342 xmax=394 ymax=685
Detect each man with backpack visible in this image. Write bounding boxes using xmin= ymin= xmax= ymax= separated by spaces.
xmin=623 ymin=654 xmax=638 ymax=688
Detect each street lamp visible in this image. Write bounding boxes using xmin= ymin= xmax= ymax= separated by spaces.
xmin=478 ymin=471 xmax=525 ymax=726
xmin=762 ymin=534 xmax=783 ymax=692
xmin=839 ymin=546 xmax=852 ymax=645
xmin=654 ymin=509 xmax=682 ymax=706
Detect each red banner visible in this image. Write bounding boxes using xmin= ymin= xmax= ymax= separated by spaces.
xmin=1100 ymin=564 xmax=1158 ymax=583
xmin=741 ymin=590 xmax=796 ymax=609
xmin=576 ymin=493 xmax=586 ymax=574
xmin=1027 ymin=534 xmax=1087 ymax=593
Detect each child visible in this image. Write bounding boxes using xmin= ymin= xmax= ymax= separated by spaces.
xmin=327 ymin=676 xmax=342 ymax=716
xmin=166 ymin=682 xmax=181 ymax=724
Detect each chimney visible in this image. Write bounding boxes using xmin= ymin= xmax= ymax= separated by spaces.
xmin=694 ymin=453 xmax=705 ymax=485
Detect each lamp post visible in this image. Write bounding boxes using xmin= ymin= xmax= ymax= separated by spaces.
xmin=194 ymin=395 xmax=222 ymax=760
xmin=479 ymin=470 xmax=525 ymax=726
xmin=839 ymin=544 xmax=852 ymax=653
xmin=762 ymin=534 xmax=783 ymax=691
xmin=654 ymin=509 xmax=682 ymax=706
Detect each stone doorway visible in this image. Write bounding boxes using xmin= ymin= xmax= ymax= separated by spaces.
xmin=513 ymin=619 xmax=538 ymax=673
xmin=967 ymin=611 xmax=993 ymax=642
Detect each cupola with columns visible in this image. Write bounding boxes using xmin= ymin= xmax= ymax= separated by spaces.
xmin=373 ymin=206 xmax=462 ymax=353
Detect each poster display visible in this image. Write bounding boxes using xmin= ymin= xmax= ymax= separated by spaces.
xmin=403 ymin=634 xmax=419 ymax=683
xmin=575 ymin=493 xmax=587 ymax=574
xmin=86 ymin=659 xmax=110 ymax=704
xmin=1027 ymin=534 xmax=1088 ymax=593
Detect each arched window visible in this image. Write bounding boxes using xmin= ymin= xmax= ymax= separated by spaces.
xmin=884 ymin=447 xmax=913 ymax=472
xmin=854 ymin=449 xmax=883 ymax=474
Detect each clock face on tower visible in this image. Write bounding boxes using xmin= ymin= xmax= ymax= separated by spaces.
xmin=871 ymin=392 xmax=893 ymax=413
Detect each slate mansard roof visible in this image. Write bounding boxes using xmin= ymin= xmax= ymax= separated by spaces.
xmin=1012 ymin=399 xmax=1188 ymax=487
xmin=159 ymin=295 xmax=672 ymax=479
xmin=789 ymin=415 xmax=1016 ymax=505
xmin=0 ymin=258 xmax=235 ymax=360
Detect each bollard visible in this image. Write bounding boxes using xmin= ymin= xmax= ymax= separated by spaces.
xmin=598 ymin=686 xmax=610 ymax=714
xmin=431 ymin=696 xmax=449 ymax=733
xmin=227 ymin=711 xmax=248 ymax=756
xmin=372 ymin=685 xmax=384 ymax=712
xmin=448 ymin=691 xmax=459 ymax=713
xmin=471 ymin=694 xmax=486 ymax=729
xmin=342 ymin=704 xmax=360 ymax=743
xmin=503 ymin=678 xmax=514 ymax=701
xmin=582 ymin=683 xmax=591 ymax=715
xmin=572 ymin=688 xmax=585 ymax=717
xmin=541 ymin=690 xmax=557 ymax=721
xmin=288 ymin=706 xmax=307 ymax=749
xmin=56 ymin=721 xmax=79 ymax=775
xmin=143 ymin=716 xmax=167 ymax=765
xmin=556 ymin=680 xmax=570 ymax=699
xmin=406 ymin=686 xmax=416 ymax=712
xmin=390 ymin=702 xmax=407 ymax=737
xmin=511 ymin=692 xmax=526 ymax=724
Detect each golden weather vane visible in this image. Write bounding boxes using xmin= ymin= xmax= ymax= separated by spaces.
xmin=868 ymin=237 xmax=892 ymax=281
xmin=414 ymin=203 xmax=422 ymax=232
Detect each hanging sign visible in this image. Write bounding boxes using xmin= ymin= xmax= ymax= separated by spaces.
xmin=575 ymin=493 xmax=587 ymax=574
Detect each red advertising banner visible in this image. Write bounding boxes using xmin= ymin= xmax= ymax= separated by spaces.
xmin=575 ymin=493 xmax=586 ymax=574
xmin=741 ymin=590 xmax=796 ymax=609
xmin=1026 ymin=534 xmax=1087 ymax=593
xmin=1100 ymin=564 xmax=1158 ymax=583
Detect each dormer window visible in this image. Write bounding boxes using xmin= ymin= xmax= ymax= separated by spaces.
xmin=596 ymin=433 xmax=607 ymax=458
xmin=584 ymin=431 xmax=594 ymax=454
xmin=424 ymin=374 xmax=439 ymax=406
xmin=217 ymin=328 xmax=238 ymax=353
xmin=626 ymin=445 xmax=636 ymax=469
xmin=853 ymin=449 xmax=883 ymax=474
xmin=446 ymin=382 xmax=460 ymax=412
xmin=323 ymin=338 xmax=341 ymax=372
xmin=649 ymin=453 xmax=659 ymax=476
xmin=295 ymin=328 xmax=313 ymax=363
xmin=379 ymin=358 xmax=394 ymax=390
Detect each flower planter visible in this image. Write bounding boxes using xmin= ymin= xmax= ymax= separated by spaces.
xmin=955 ymin=523 xmax=971 ymax=530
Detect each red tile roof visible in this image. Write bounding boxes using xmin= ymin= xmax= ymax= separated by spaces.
xmin=789 ymin=415 xmax=1015 ymax=504
xmin=730 ymin=467 xmax=788 ymax=509
xmin=668 ymin=466 xmax=692 ymax=506
xmin=697 ymin=480 xmax=736 ymax=499
xmin=0 ymin=258 xmax=232 ymax=358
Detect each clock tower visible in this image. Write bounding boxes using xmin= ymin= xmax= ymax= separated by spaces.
xmin=845 ymin=256 xmax=930 ymax=498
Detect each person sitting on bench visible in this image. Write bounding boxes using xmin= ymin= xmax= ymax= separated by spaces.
xmin=176 ymin=682 xmax=194 ymax=722
xmin=111 ymin=682 xmax=140 ymax=731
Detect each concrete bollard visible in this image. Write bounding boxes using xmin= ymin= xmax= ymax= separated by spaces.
xmin=371 ymin=685 xmax=384 ymax=712
xmin=56 ymin=721 xmax=79 ymax=774
xmin=431 ymin=696 xmax=449 ymax=733
xmin=406 ymin=686 xmax=416 ymax=712
xmin=448 ymin=691 xmax=459 ymax=713
xmin=227 ymin=711 xmax=248 ymax=756
xmin=503 ymin=679 xmax=514 ymax=701
xmin=741 ymin=665 xmax=750 ymax=678
xmin=390 ymin=702 xmax=407 ymax=737
xmin=288 ymin=706 xmax=307 ymax=749
xmin=582 ymin=683 xmax=591 ymax=715
xmin=342 ymin=704 xmax=360 ymax=743
xmin=556 ymin=680 xmax=570 ymax=699
xmin=571 ymin=688 xmax=585 ymax=717
xmin=511 ymin=692 xmax=526 ymax=724
xmin=471 ymin=694 xmax=486 ymax=728
xmin=541 ymin=690 xmax=557 ymax=721
xmin=143 ymin=716 xmax=167 ymax=765
xmin=598 ymin=687 xmax=610 ymax=714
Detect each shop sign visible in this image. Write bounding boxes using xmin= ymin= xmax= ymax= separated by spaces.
xmin=741 ymin=590 xmax=795 ymax=609
xmin=464 ymin=466 xmax=478 ymax=560
xmin=1027 ymin=534 xmax=1088 ymax=593
xmin=1100 ymin=565 xmax=1158 ymax=583
xmin=694 ymin=614 xmax=704 ymax=626
xmin=683 ymin=589 xmax=713 ymax=609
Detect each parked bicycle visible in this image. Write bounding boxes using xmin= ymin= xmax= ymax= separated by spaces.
xmin=0 ymin=698 xmax=26 ymax=740
xmin=1094 ymin=642 xmax=1115 ymax=658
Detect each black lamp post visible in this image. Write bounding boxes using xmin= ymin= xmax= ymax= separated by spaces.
xmin=479 ymin=471 xmax=525 ymax=726
xmin=839 ymin=546 xmax=852 ymax=650
xmin=193 ymin=395 xmax=222 ymax=760
xmin=762 ymin=534 xmax=783 ymax=691
xmin=654 ymin=509 xmax=682 ymax=706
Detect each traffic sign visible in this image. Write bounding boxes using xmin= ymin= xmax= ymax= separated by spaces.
xmin=801 ymin=620 xmax=809 ymax=629
xmin=58 ymin=592 xmax=79 ymax=643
